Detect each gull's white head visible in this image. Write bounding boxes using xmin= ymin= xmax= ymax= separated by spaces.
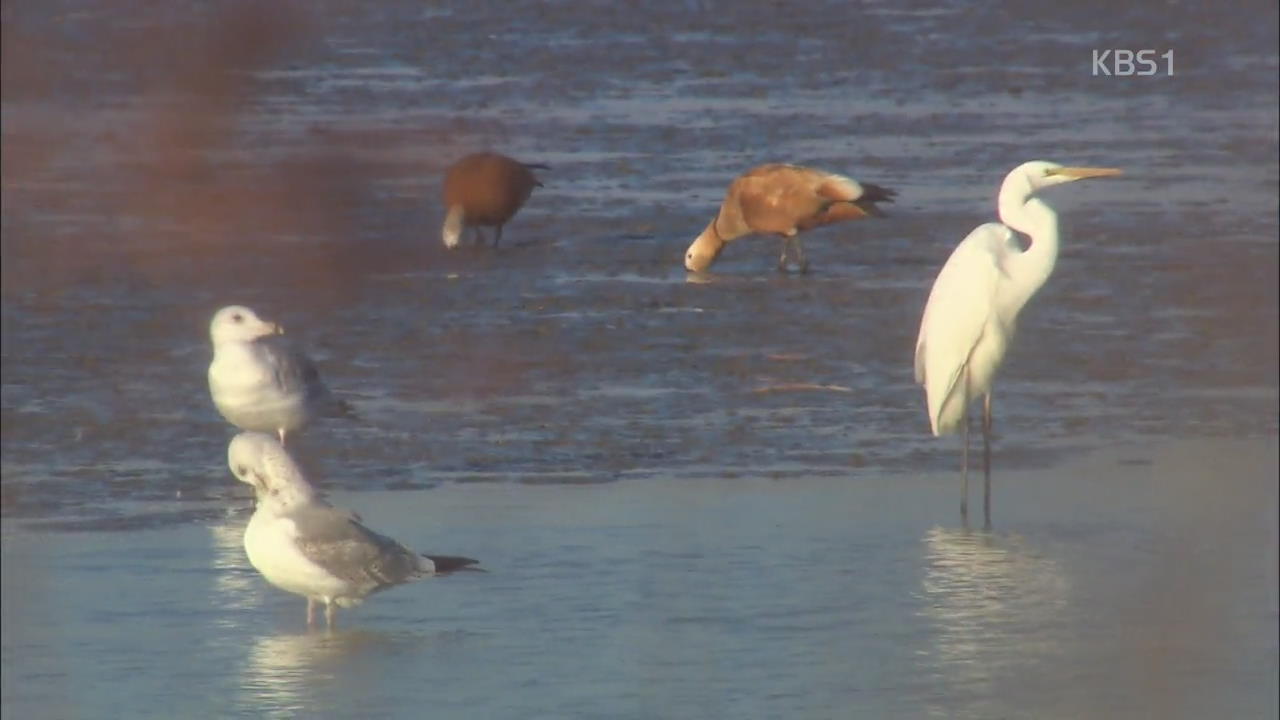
xmin=228 ymin=431 xmax=274 ymax=492
xmin=227 ymin=431 xmax=317 ymax=508
xmin=209 ymin=305 xmax=281 ymax=347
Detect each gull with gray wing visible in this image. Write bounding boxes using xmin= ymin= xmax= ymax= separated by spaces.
xmin=207 ymin=305 xmax=355 ymax=446
xmin=227 ymin=432 xmax=480 ymax=627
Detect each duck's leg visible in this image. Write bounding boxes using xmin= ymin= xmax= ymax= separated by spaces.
xmin=794 ymin=236 xmax=809 ymax=273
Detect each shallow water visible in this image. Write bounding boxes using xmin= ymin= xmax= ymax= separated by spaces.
xmin=2 ymin=0 xmax=1278 ymax=717
xmin=3 ymin=440 xmax=1276 ymax=719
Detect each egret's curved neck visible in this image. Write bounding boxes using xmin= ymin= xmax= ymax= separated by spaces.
xmin=998 ymin=192 xmax=1060 ymax=312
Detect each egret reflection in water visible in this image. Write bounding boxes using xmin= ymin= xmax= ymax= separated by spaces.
xmin=917 ymin=525 xmax=1070 ymax=708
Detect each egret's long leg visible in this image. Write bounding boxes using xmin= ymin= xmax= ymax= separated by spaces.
xmin=325 ymin=602 xmax=337 ymax=629
xmin=961 ymin=375 xmax=971 ymax=522
xmin=982 ymin=392 xmax=993 ymax=530
xmin=794 ymin=237 xmax=809 ymax=273
xmin=493 ymin=224 xmax=504 ymax=248
xmin=306 ymin=598 xmax=316 ymax=626
xmin=777 ymin=237 xmax=792 ymax=270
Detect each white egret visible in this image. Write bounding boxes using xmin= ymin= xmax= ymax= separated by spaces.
xmin=914 ymin=161 xmax=1121 ymax=526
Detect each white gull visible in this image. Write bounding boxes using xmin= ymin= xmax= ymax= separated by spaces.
xmin=207 ymin=304 xmax=355 ymax=446
xmin=226 ymin=432 xmax=479 ymax=627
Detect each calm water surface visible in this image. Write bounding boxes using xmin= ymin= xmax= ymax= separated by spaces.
xmin=2 ymin=0 xmax=1277 ymax=717
xmin=3 ymin=440 xmax=1276 ymax=719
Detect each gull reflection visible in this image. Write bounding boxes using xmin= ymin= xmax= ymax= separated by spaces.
xmin=208 ymin=504 xmax=260 ymax=622
xmin=243 ymin=631 xmax=364 ymax=710
xmin=239 ymin=629 xmax=431 ymax=714
xmin=917 ymin=526 xmax=1070 ymax=699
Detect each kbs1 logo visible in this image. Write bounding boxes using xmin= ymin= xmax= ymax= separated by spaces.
xmin=1092 ymin=49 xmax=1174 ymax=76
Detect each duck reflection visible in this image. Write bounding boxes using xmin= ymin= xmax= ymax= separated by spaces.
xmin=917 ymin=526 xmax=1070 ymax=698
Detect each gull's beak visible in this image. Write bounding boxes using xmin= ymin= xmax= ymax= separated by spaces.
xmin=1047 ymin=167 xmax=1123 ymax=179
xmin=269 ymin=323 xmax=284 ymax=335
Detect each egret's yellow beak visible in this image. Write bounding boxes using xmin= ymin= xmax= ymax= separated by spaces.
xmin=1047 ymin=167 xmax=1123 ymax=179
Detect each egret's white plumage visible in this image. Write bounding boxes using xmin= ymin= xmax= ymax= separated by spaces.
xmin=915 ymin=222 xmax=1019 ymax=435
xmin=914 ymin=161 xmax=1121 ymax=525
xmin=227 ymin=432 xmax=479 ymax=627
xmin=207 ymin=305 xmax=353 ymax=446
